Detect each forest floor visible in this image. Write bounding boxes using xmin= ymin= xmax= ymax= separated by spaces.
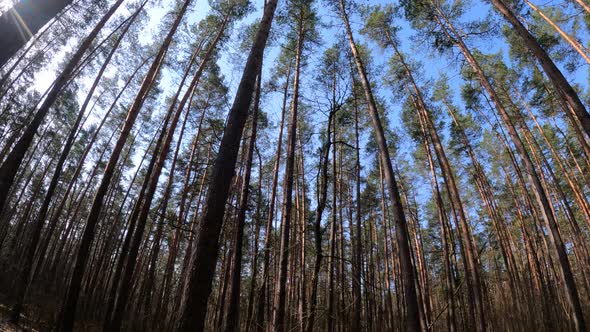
xmin=0 ymin=304 xmax=38 ymax=332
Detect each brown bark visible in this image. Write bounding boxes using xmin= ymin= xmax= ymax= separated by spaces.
xmin=433 ymin=6 xmax=586 ymax=330
xmin=491 ymin=0 xmax=590 ymax=140
xmin=391 ymin=34 xmax=486 ymax=330
xmin=0 ymin=0 xmax=124 ymax=222
xmin=525 ymin=0 xmax=590 ymax=65
xmin=352 ymin=79 xmax=363 ymax=332
xmin=57 ymin=1 xmax=190 ymax=329
xmin=8 ymin=5 xmax=142 ymax=323
xmin=338 ymin=1 xmax=422 ymax=329
xmin=109 ymin=19 xmax=227 ymax=331
xmin=176 ymin=1 xmax=277 ymax=329
xmin=305 ymin=108 xmax=335 ymax=332
xmin=327 ymin=120 xmax=337 ymax=332
xmin=272 ymin=9 xmax=304 ymax=331
xmin=32 ymin=56 xmax=149 ymax=285
xmin=256 ymin=57 xmax=292 ymax=332
xmin=245 ymin=147 xmax=264 ymax=331
xmin=573 ymin=0 xmax=590 ymax=14
xmin=222 ymin=55 xmax=262 ymax=332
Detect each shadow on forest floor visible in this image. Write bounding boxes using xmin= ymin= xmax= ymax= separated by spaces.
xmin=0 ymin=303 xmax=39 ymax=332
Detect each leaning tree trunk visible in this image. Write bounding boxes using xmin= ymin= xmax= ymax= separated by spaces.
xmin=573 ymin=0 xmax=590 ymax=14
xmin=525 ymin=0 xmax=590 ymax=65
xmin=337 ymin=1 xmax=422 ymax=330
xmin=491 ymin=0 xmax=590 ymax=138
xmin=57 ymin=1 xmax=192 ymax=330
xmin=222 ymin=58 xmax=262 ymax=332
xmin=176 ymin=1 xmax=277 ymax=330
xmin=390 ymin=34 xmax=486 ymax=331
xmin=0 ymin=0 xmax=73 ymax=67
xmin=0 ymin=0 xmax=124 ymax=222
xmin=30 ymin=56 xmax=150 ymax=277
xmin=107 ymin=17 xmax=227 ymax=332
xmin=7 ymin=4 xmax=143 ymax=323
xmin=433 ymin=6 xmax=587 ymax=331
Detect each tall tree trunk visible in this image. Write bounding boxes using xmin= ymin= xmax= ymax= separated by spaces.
xmin=0 ymin=0 xmax=124 ymax=219
xmin=155 ymin=97 xmax=210 ymax=326
xmin=445 ymin=103 xmax=523 ymax=321
xmin=176 ymin=1 xmax=277 ymax=330
xmin=525 ymin=0 xmax=590 ymax=65
xmin=433 ymin=7 xmax=587 ymax=331
xmin=390 ymin=33 xmax=486 ymax=330
xmin=424 ymin=137 xmax=456 ymax=332
xmin=327 ymin=120 xmax=338 ymax=332
xmin=33 ymin=57 xmax=150 ymax=279
xmin=304 ymin=108 xmax=335 ymax=332
xmin=272 ymin=8 xmax=304 ymax=332
xmin=337 ymin=1 xmax=422 ymax=330
xmin=7 ymin=5 xmax=143 ymax=323
xmin=245 ymin=147 xmax=264 ymax=331
xmin=491 ymin=0 xmax=590 ymax=138
xmin=351 ymin=77 xmax=363 ymax=332
xmin=256 ymin=57 xmax=292 ymax=332
xmin=57 ymin=1 xmax=191 ymax=329
xmin=222 ymin=55 xmax=263 ymax=332
xmin=141 ymin=87 xmax=195 ymax=328
xmin=109 ymin=19 xmax=227 ymax=330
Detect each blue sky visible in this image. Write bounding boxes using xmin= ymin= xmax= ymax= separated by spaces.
xmin=141 ymin=0 xmax=589 ymax=230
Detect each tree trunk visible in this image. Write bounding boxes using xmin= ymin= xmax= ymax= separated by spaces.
xmin=337 ymin=1 xmax=422 ymax=330
xmin=304 ymin=107 xmax=335 ymax=332
xmin=433 ymin=7 xmax=587 ymax=331
xmin=109 ymin=18 xmax=226 ymax=330
xmin=56 ymin=1 xmax=191 ymax=329
xmin=176 ymin=1 xmax=277 ymax=330
xmin=7 ymin=5 xmax=143 ymax=323
xmin=573 ymin=0 xmax=590 ymax=14
xmin=352 ymin=78 xmax=363 ymax=332
xmin=272 ymin=8 xmax=304 ymax=332
xmin=222 ymin=55 xmax=262 ymax=332
xmin=0 ymin=0 xmax=124 ymax=219
xmin=256 ymin=57 xmax=292 ymax=332
xmin=491 ymin=0 xmax=590 ymax=138
xmin=390 ymin=32 xmax=486 ymax=330
xmin=245 ymin=147 xmax=264 ymax=331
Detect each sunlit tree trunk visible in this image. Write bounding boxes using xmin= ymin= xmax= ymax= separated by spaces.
xmin=491 ymin=0 xmax=590 ymax=138
xmin=433 ymin=6 xmax=586 ymax=330
xmin=57 ymin=1 xmax=191 ymax=329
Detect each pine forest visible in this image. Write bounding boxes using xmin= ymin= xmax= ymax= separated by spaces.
xmin=1 ymin=0 xmax=590 ymax=330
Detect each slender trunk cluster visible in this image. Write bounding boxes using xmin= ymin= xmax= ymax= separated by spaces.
xmin=0 ymin=0 xmax=589 ymax=331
